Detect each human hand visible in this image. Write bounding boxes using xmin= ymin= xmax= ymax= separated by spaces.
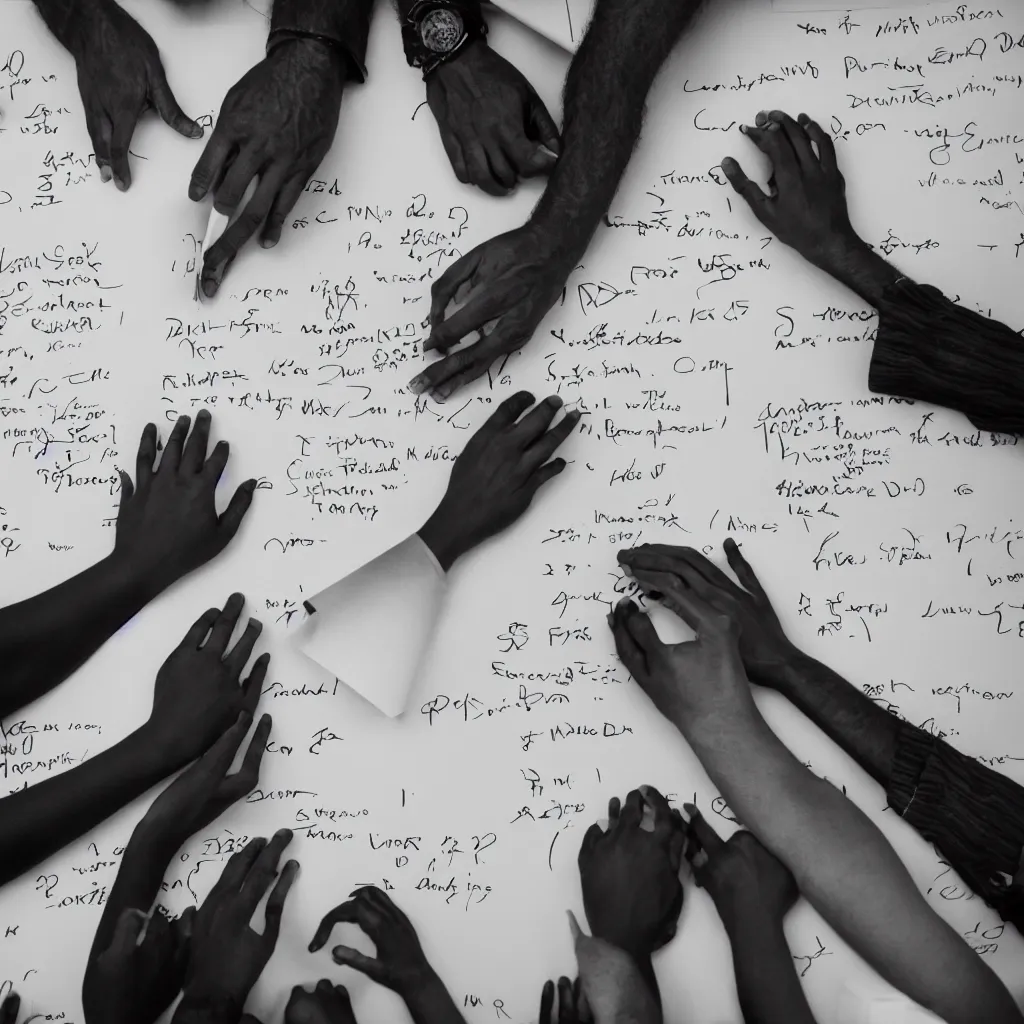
xmin=607 ymin=574 xmax=754 ymax=726
xmin=182 ymin=831 xmax=299 ymax=1018
xmin=64 ymin=0 xmax=201 ymax=190
xmin=115 ymin=410 xmax=257 ymax=595
xmin=540 ymin=977 xmax=582 ymax=1024
xmin=1 ymin=994 xmax=21 ymax=1024
xmin=683 ymin=804 xmax=798 ymax=935
xmin=578 ymin=787 xmax=685 ymax=960
xmin=309 ymin=886 xmax=439 ymax=1001
xmin=191 ymin=39 xmax=346 ymax=297
xmin=722 ymin=110 xmax=861 ymax=272
xmin=618 ymin=540 xmax=796 ymax=689
xmin=427 ymin=41 xmax=559 ymax=196
xmin=284 ymin=981 xmax=357 ymax=1024
xmin=146 ymin=594 xmax=267 ymax=767
xmin=417 ymin=391 xmax=579 ymax=570
xmin=138 ymin=709 xmax=271 ymax=850
xmin=409 ymin=224 xmax=578 ymax=401
xmin=83 ymin=905 xmax=194 ymax=1024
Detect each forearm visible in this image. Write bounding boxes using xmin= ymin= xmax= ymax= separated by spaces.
xmin=403 ymin=970 xmax=468 ymax=1024
xmin=530 ymin=0 xmax=703 ymax=256
xmin=31 ymin=0 xmax=98 ymax=49
xmin=270 ymin=0 xmax=373 ymax=79
xmin=811 ymin=237 xmax=903 ymax=309
xmin=0 ymin=551 xmax=156 ymax=718
xmin=679 ymin=698 xmax=1021 ymax=1024
xmin=0 ymin=725 xmax=177 ymax=885
xmin=767 ymin=648 xmax=900 ymax=787
xmin=725 ymin=914 xmax=816 ymax=1024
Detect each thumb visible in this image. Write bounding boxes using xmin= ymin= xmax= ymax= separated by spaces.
xmin=331 ymin=945 xmax=389 ymax=985
xmin=117 ymin=469 xmax=134 ymax=511
xmin=567 ymin=908 xmax=584 ymax=948
xmin=527 ymin=90 xmax=561 ymax=155
xmin=150 ymin=65 xmax=203 ymax=140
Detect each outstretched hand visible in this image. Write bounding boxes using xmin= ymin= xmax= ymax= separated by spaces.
xmin=417 ymin=391 xmax=579 ymax=570
xmin=67 ymin=0 xmax=201 ymax=190
xmin=83 ymin=906 xmax=194 ymax=1024
xmin=578 ymin=787 xmax=685 ymax=960
xmin=146 ymin=593 xmax=268 ymax=766
xmin=115 ymin=410 xmax=256 ymax=594
xmin=427 ymin=41 xmax=559 ymax=196
xmin=684 ymin=804 xmax=799 ymax=934
xmin=618 ymin=540 xmax=796 ymax=688
xmin=409 ymin=225 xmax=577 ymax=401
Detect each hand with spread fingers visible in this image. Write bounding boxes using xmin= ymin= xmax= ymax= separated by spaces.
xmin=84 ymin=906 xmax=194 ymax=1024
xmin=147 ymin=594 xmax=268 ymax=766
xmin=427 ymin=41 xmax=560 ymax=196
xmin=578 ymin=786 xmax=685 ymax=963
xmin=417 ymin=391 xmax=580 ymax=570
xmin=539 ymin=977 xmax=582 ymax=1024
xmin=177 ymin=830 xmax=299 ymax=1022
xmin=32 ymin=0 xmax=202 ymax=191
xmin=115 ymin=410 xmax=257 ymax=595
xmin=190 ymin=40 xmax=347 ymax=298
xmin=618 ymin=539 xmax=797 ymax=689
xmin=408 ymin=226 xmax=577 ymax=402
xmin=285 ymin=981 xmax=358 ymax=1024
xmin=684 ymin=804 xmax=799 ymax=935
xmin=309 ymin=885 xmax=463 ymax=1023
xmin=721 ymin=109 xmax=860 ymax=274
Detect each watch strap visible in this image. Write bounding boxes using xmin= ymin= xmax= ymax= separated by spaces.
xmin=402 ymin=0 xmax=488 ymax=76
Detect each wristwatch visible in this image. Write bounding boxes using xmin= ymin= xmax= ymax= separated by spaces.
xmin=402 ymin=0 xmax=488 ymax=77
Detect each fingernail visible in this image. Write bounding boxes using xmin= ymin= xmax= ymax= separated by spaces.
xmin=739 ymin=125 xmax=749 ymax=135
xmin=606 ymin=612 xmax=614 ymax=627
xmin=114 ymin=176 xmax=127 ymax=192
xmin=248 ymin=617 xmax=262 ymax=632
xmin=98 ymin=164 xmax=112 ymax=182
xmin=202 ymin=278 xmax=218 ymax=298
xmin=408 ymin=375 xmax=427 ymax=395
xmin=615 ymin=596 xmax=632 ymax=610
xmin=430 ymin=389 xmax=448 ymax=405
xmin=546 ymin=395 xmax=563 ymax=407
xmin=245 ymin=478 xmax=258 ymax=492
xmin=190 ymin=123 xmax=204 ymax=139
xmin=260 ymin=237 xmax=278 ymax=249
xmin=177 ymin=414 xmax=189 ymax=426
xmin=275 ymin=828 xmax=293 ymax=840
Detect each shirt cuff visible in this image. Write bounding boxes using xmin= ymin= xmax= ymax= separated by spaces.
xmin=269 ymin=0 xmax=371 ymax=82
xmin=869 ymin=278 xmax=1024 ymax=435
xmin=294 ymin=533 xmax=448 ymax=717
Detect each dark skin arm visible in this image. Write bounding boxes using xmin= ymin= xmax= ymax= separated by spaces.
xmin=0 ymin=410 xmax=255 ymax=720
xmin=686 ymin=807 xmax=817 ymax=1024
xmin=618 ymin=539 xmax=900 ymax=786
xmin=0 ymin=595 xmax=267 ymax=886
xmin=31 ymin=0 xmax=201 ymax=189
xmin=410 ymin=0 xmax=704 ymax=401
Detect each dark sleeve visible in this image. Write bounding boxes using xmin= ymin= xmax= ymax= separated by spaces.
xmin=887 ymin=720 xmax=1024 ymax=930
xmin=269 ymin=0 xmax=374 ymax=82
xmin=868 ymin=278 xmax=1024 ymax=435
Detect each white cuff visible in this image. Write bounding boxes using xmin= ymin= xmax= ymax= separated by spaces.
xmin=294 ymin=533 xmax=447 ymax=717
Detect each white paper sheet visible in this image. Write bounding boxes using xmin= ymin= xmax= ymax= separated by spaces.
xmin=1 ymin=1 xmax=1023 ymax=1022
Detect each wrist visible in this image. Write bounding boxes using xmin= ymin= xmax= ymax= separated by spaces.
xmin=269 ymin=33 xmax=349 ymax=81
xmin=175 ymin=990 xmax=244 ymax=1024
xmin=104 ymin=547 xmax=176 ymax=603
xmin=401 ymin=966 xmax=451 ymax=1012
xmin=809 ymin=235 xmax=900 ymax=305
xmin=417 ymin=510 xmax=462 ymax=572
xmin=723 ymin=904 xmax=787 ymax=944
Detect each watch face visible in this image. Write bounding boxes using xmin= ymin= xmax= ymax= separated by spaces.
xmin=420 ymin=8 xmax=464 ymax=53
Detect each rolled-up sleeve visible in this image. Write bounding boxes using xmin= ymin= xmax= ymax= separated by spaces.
xmin=294 ymin=533 xmax=447 ymax=717
xmin=269 ymin=0 xmax=374 ymax=81
xmin=868 ymin=279 xmax=1024 ymax=435
xmin=886 ymin=720 xmax=1024 ymax=929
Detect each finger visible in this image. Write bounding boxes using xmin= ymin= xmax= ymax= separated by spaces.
xmin=558 ymin=976 xmax=577 ymax=1024
xmin=743 ymin=117 xmax=797 ymax=182
xmin=173 ymin=905 xmax=196 ymax=968
xmin=331 ymin=944 xmax=389 ymax=984
xmin=240 ymin=828 xmax=293 ymax=911
xmin=117 ymin=470 xmax=134 ymax=512
xmin=609 ymin=599 xmax=648 ymax=680
xmin=639 ymin=784 xmax=675 ymax=839
xmin=182 ymin=608 xmax=219 ymax=649
xmin=723 ymin=537 xmax=769 ymax=599
xmin=220 ymin=713 xmax=271 ymax=798
xmin=203 ymin=440 xmax=230 ymax=483
xmin=685 ymin=804 xmax=725 ymax=856
xmin=540 ymin=979 xmax=555 ymax=1024
xmin=108 ymin=103 xmax=143 ymax=191
xmin=527 ymin=89 xmax=561 ymax=157
xmin=632 ymin=568 xmax=717 ymax=634
xmin=351 ymin=884 xmax=398 ymax=918
xmin=797 ymin=113 xmax=838 ymax=176
xmin=189 ymin=129 xmax=233 ymax=202
xmin=135 ymin=422 xmax=157 ymax=488
xmin=105 ymin=907 xmax=147 ymax=956
xmin=422 ymin=283 xmax=508 ymax=356
xmin=475 ymin=390 xmax=536 ymax=437
xmin=511 ymin=395 xmax=562 ymax=447
xmin=524 ymin=408 xmax=581 ymax=469
xmin=218 ymin=480 xmax=258 ymax=546
xmin=579 ymin=822 xmax=603 ymax=859
xmin=262 ymin=856 xmax=299 ymax=945
xmin=427 ymin=247 xmax=483 ymax=333
xmin=770 ymin=110 xmax=817 ymax=173
xmin=202 ymin=709 xmax=254 ymax=779
xmin=206 ymin=837 xmax=268 ymax=905
xmin=439 ymin=127 xmax=469 ymax=185
xmin=309 ymin=900 xmax=362 ymax=952
xmin=212 ymin=142 xmax=263 ymax=214
xmin=410 ymin=337 xmax=494 ymax=400
xmin=160 ymin=414 xmax=191 ymax=472
xmin=619 ymin=789 xmax=643 ymax=829
xmin=331 ymin=984 xmax=353 ymax=1017
xmin=151 ymin=66 xmax=202 ymax=139
xmin=623 ymin=546 xmax=726 ymax=599
xmin=241 ymin=653 xmax=270 ymax=715
xmin=205 ymin=593 xmax=245 ymax=655
xmin=720 ymin=156 xmax=770 ymax=214
xmin=206 ymin=166 xmax=286 ymax=274
xmin=224 ymin=616 xmax=263 ymax=677
xmin=464 ymin=139 xmax=507 ymax=196
xmin=181 ymin=408 xmax=212 ymax=473
xmin=260 ymin=170 xmax=308 ymax=248
xmin=607 ymin=796 xmax=621 ymax=827
xmin=526 ymin=457 xmax=567 ymax=496
xmin=83 ymin=100 xmax=113 ymax=182
xmin=501 ymin=130 xmax=556 ymax=179
xmin=484 ymin=140 xmax=517 ymax=192
xmin=621 ymin=599 xmax=663 ymax=655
